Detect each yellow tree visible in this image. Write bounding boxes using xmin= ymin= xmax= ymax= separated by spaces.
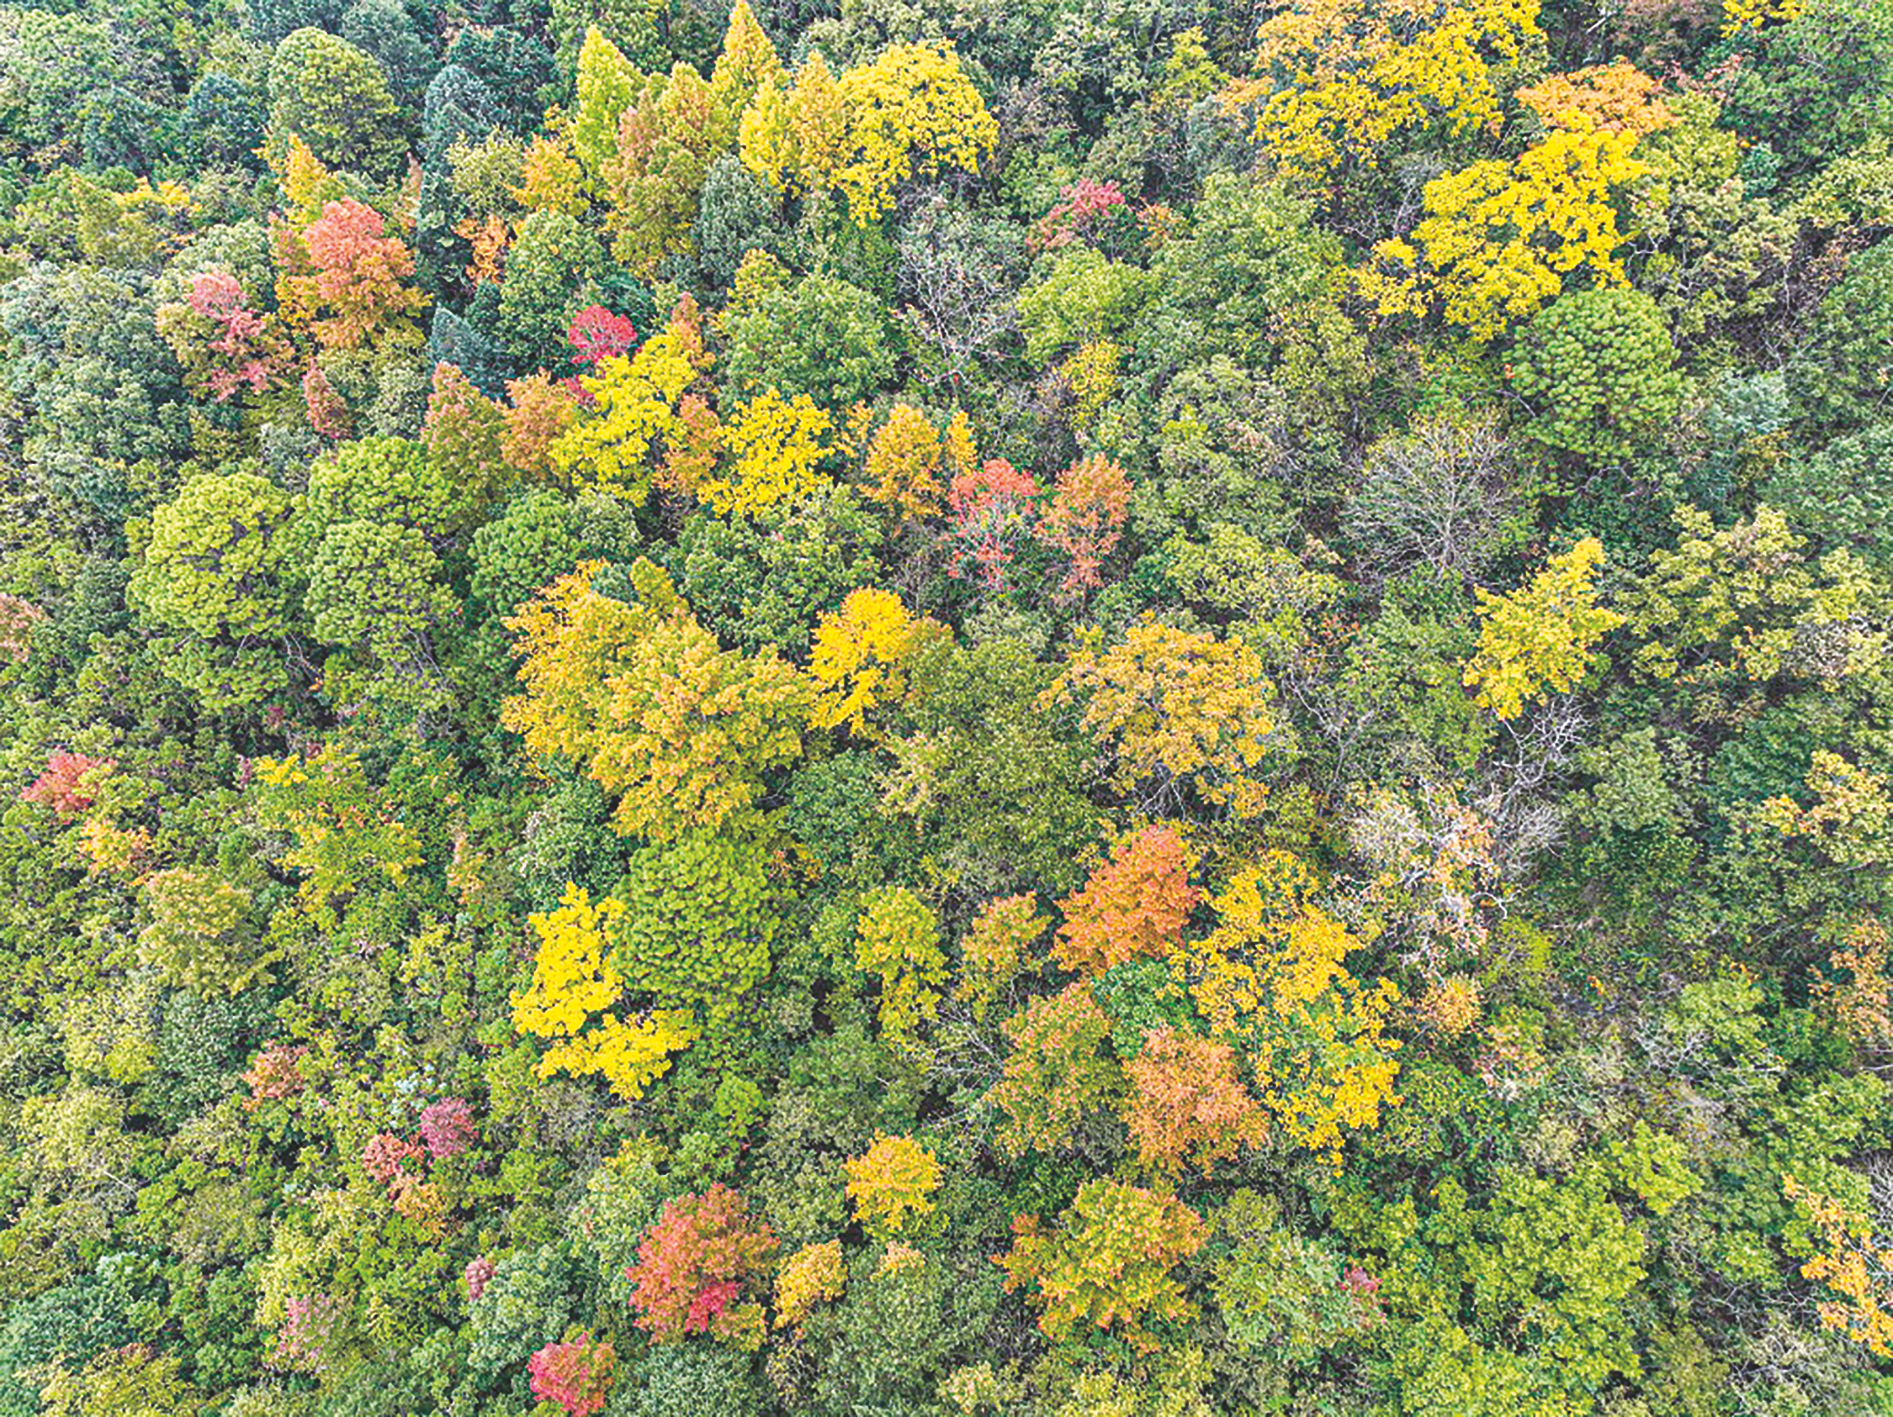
xmin=860 ymin=403 xmax=946 ymax=525
xmin=854 ymin=886 xmax=948 ymax=1051
xmin=696 ymin=388 xmax=832 ymax=516
xmin=1359 ymin=63 xmax=1676 ymax=339
xmin=808 ymin=587 xmax=945 ymax=735
xmin=1782 ymin=1176 xmax=1893 ymax=1358
xmin=547 ymin=299 xmax=712 ymax=501
xmin=502 ymin=558 xmax=812 ymax=840
xmin=1046 ymin=617 xmax=1273 ymax=816
xmin=1171 ymin=852 xmax=1402 ymax=1164
xmin=511 ymin=884 xmax=701 ymax=1098
xmin=845 ymin=1134 xmax=943 ymax=1235
xmin=1462 ymin=537 xmax=1623 ymax=720
xmin=1226 ymin=0 xmax=1543 ymax=181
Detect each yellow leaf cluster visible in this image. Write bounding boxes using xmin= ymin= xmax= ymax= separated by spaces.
xmin=548 ymin=326 xmax=706 ymax=502
xmin=1360 ymin=67 xmax=1674 ymax=339
xmin=1170 ymin=853 xmax=1401 ymax=1165
xmin=860 ymin=403 xmax=947 ymax=524
xmin=808 ymin=588 xmax=942 ymax=734
xmin=855 ymin=886 xmax=948 ymax=1051
xmin=1720 ymin=0 xmax=1803 ymax=31
xmin=502 ymin=559 xmax=812 ymax=840
xmin=697 ymin=387 xmax=832 ymax=517
xmin=845 ymin=1133 xmax=943 ymax=1234
xmin=774 ymin=1240 xmax=846 ymax=1332
xmin=1782 ymin=1175 xmax=1893 ymax=1358
xmin=1463 ymin=537 xmax=1623 ymax=720
xmin=1230 ymin=0 xmax=1542 ymax=180
xmin=511 ymin=884 xmax=700 ymax=1099
xmin=738 ymin=44 xmax=997 ymax=223
xmin=1047 ymin=616 xmax=1272 ymax=815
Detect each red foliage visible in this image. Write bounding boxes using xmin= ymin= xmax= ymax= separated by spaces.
xmin=1035 ymin=454 xmax=1131 ymax=596
xmin=1032 ymin=178 xmax=1129 ymax=252
xmin=0 ymin=592 xmax=44 ymax=663
xmin=242 ymin=1043 xmax=307 ymax=1108
xmin=626 ymin=1184 xmax=778 ymax=1343
xmin=1053 ymin=825 xmax=1199 ymax=974
xmin=187 ymin=272 xmax=288 ymax=400
xmin=362 ymin=1132 xmax=426 ymax=1186
xmin=302 ymin=362 xmax=352 ymax=440
xmin=464 ymin=1255 xmax=496 ymax=1301
xmin=528 ymin=1332 xmax=616 ymax=1417
xmin=567 ymin=304 xmax=639 ymax=368
xmin=22 ymin=751 xmax=114 ymax=815
xmin=944 ymin=458 xmax=1040 ymax=592
xmin=418 ymin=1097 xmax=477 ymax=1160
xmin=298 ymin=199 xmax=426 ymax=352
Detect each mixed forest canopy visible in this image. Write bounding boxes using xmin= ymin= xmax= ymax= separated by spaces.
xmin=0 ymin=0 xmax=1892 ymax=1410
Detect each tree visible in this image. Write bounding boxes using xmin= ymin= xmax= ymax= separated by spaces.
xmin=698 ymin=387 xmax=831 ymax=516
xmin=943 ymin=458 xmax=1039 ymax=593
xmin=1226 ymin=0 xmax=1543 ymax=181
xmin=845 ymin=1135 xmax=942 ymax=1235
xmin=774 ymin=1241 xmax=846 ymax=1333
xmin=1361 ymin=67 xmax=1676 ymax=340
xmin=1783 ymin=1175 xmax=1893 ymax=1359
xmin=495 ymin=208 xmax=608 ymax=366
xmin=719 ymin=271 xmax=898 ymax=408
xmin=996 ymin=1179 xmax=1207 ymax=1353
xmin=627 ymin=1185 xmax=778 ymax=1346
xmin=955 ymin=893 xmax=1048 ymax=1020
xmin=527 ymin=1332 xmax=616 ymax=1417
xmin=1511 ymin=288 xmax=1684 ymax=460
xmin=511 ymin=883 xmax=702 ymax=1099
xmin=1462 ymin=538 xmax=1624 ymax=720
xmin=572 ymin=26 xmax=639 ymax=188
xmin=136 ymin=868 xmax=270 ymax=997
xmin=282 ymin=199 xmax=427 ymax=353
xmin=1789 ymin=237 xmax=1893 ymax=433
xmin=808 ymin=588 xmax=940 ymax=735
xmin=1035 ymin=454 xmax=1133 ymax=597
xmin=1047 ymin=618 xmax=1273 ymax=816
xmin=266 ymin=28 xmax=403 ymax=178
xmin=854 ymin=886 xmax=948 ymax=1051
xmin=613 ymin=829 xmax=776 ymax=1016
xmin=1170 ymin=854 xmax=1403 ymax=1163
xmin=860 ymin=403 xmax=946 ymax=524
xmin=601 ymin=63 xmax=727 ymax=275
xmin=1122 ymin=1026 xmax=1268 ymax=1176
xmin=502 ymin=558 xmax=812 ymax=840
xmin=1053 ymin=825 xmax=1200 ymax=975
xmin=989 ymin=982 xmax=1120 ymax=1155
xmin=1342 ymin=412 xmax=1520 ymax=581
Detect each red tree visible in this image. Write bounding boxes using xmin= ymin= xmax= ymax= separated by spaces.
xmin=626 ymin=1184 xmax=778 ymax=1344
xmin=418 ymin=1097 xmax=477 ymax=1160
xmin=528 ymin=1332 xmax=616 ymax=1417
xmin=22 ymin=751 xmax=114 ymax=815
xmin=943 ymin=458 xmax=1039 ymax=593
xmin=295 ymin=199 xmax=427 ymax=352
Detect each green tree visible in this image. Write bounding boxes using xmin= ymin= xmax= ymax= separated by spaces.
xmin=267 ymin=28 xmax=405 ymax=178
xmin=1511 ymin=288 xmax=1685 ymax=461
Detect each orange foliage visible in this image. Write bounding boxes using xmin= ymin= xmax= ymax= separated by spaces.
xmin=1121 ymin=1026 xmax=1267 ymax=1175
xmin=989 ymin=982 xmax=1120 ymax=1156
xmin=1052 ymin=825 xmax=1200 ymax=975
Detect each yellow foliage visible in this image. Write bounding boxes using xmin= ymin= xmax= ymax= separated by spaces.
xmin=1229 ymin=0 xmax=1542 ymax=181
xmin=808 ymin=587 xmax=942 ymax=734
xmin=697 ymin=388 xmax=833 ymax=516
xmin=1170 ymin=853 xmax=1401 ymax=1164
xmin=738 ymin=44 xmax=996 ymax=223
xmin=1046 ymin=616 xmax=1272 ymax=815
xmin=775 ymin=1241 xmax=847 ymax=1332
xmin=1782 ymin=1175 xmax=1893 ymax=1358
xmin=1062 ymin=340 xmax=1122 ymax=428
xmin=502 ymin=559 xmax=812 ymax=840
xmin=1463 ymin=537 xmax=1624 ymax=720
xmin=511 ymin=884 xmax=701 ymax=1099
xmin=845 ymin=1134 xmax=943 ymax=1234
xmin=548 ymin=335 xmax=700 ymax=502
xmin=861 ymin=403 xmax=945 ymax=524
xmin=1516 ymin=62 xmax=1675 ymax=137
xmin=855 ymin=886 xmax=948 ymax=1051
xmin=1359 ymin=72 xmax=1674 ymax=339
xmin=1720 ymin=0 xmax=1803 ymax=31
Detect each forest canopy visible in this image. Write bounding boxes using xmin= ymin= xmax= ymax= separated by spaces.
xmin=0 ymin=0 xmax=1892 ymax=1412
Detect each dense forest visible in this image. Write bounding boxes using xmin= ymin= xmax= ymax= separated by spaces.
xmin=0 ymin=0 xmax=1891 ymax=1410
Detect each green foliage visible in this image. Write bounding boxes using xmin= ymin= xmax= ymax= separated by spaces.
xmin=1511 ymin=287 xmax=1685 ymax=461
xmin=267 ymin=28 xmax=405 ymax=178
xmin=718 ymin=272 xmax=898 ymax=408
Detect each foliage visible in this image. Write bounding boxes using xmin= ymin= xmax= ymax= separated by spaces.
xmin=844 ymin=1135 xmax=942 ymax=1234
xmin=1052 ymin=825 xmax=1200 ymax=975
xmin=1463 ymin=538 xmax=1624 ymax=720
xmin=996 ymin=1180 xmax=1208 ymax=1353
xmin=627 ymin=1185 xmax=778 ymax=1346
xmin=1511 ymin=288 xmax=1684 ymax=459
